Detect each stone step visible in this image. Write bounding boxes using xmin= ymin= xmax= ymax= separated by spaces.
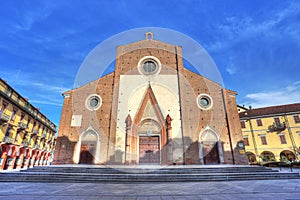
xmin=0 ymin=171 xmax=299 ymax=182
xmin=1 ymin=165 xmax=299 ymax=182
xmin=24 ymin=166 xmax=275 ymax=174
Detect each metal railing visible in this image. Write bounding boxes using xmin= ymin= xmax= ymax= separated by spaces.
xmin=2 ymin=136 xmax=14 ymax=144
xmin=22 ymin=141 xmax=30 ymax=147
xmin=0 ymin=112 xmax=10 ymax=123
xmin=268 ymin=122 xmax=286 ymax=132
xmin=18 ymin=121 xmax=28 ymax=130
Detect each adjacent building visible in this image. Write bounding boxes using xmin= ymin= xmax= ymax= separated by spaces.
xmin=0 ymin=78 xmax=57 ymax=170
xmin=54 ymin=32 xmax=247 ymax=165
xmin=239 ymin=103 xmax=300 ymax=164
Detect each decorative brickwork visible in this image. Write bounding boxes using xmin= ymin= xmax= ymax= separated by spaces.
xmin=54 ymin=35 xmax=247 ymax=165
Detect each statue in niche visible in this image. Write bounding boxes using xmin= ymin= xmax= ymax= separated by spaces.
xmin=125 ymin=114 xmax=132 ymax=131
xmin=166 ymin=114 xmax=172 ymax=130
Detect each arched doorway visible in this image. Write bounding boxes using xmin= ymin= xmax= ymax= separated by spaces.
xmin=79 ymin=130 xmax=98 ymax=164
xmin=246 ymin=152 xmax=257 ymax=164
xmin=0 ymin=144 xmax=7 ymax=170
xmin=138 ymin=119 xmax=161 ymax=164
xmin=280 ymin=150 xmax=295 ymax=162
xmin=260 ymin=151 xmax=275 ymax=162
xmin=199 ymin=128 xmax=222 ymax=164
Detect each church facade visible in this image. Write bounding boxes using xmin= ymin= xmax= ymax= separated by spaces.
xmin=54 ymin=33 xmax=247 ymax=165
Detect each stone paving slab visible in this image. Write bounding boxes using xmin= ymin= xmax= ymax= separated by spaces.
xmin=1 ymin=165 xmax=299 ymax=199
xmin=0 ymin=179 xmax=300 ymax=200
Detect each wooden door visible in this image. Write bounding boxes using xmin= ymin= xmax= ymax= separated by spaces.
xmin=203 ymin=142 xmax=220 ymax=164
xmin=79 ymin=142 xmax=96 ymax=164
xmin=139 ymin=136 xmax=160 ymax=164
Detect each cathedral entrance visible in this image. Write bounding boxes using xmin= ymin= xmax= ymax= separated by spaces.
xmin=79 ymin=142 xmax=96 ymax=164
xmin=78 ymin=130 xmax=98 ymax=164
xmin=203 ymin=142 xmax=219 ymax=164
xmin=199 ymin=128 xmax=222 ymax=165
xmin=139 ymin=136 xmax=160 ymax=164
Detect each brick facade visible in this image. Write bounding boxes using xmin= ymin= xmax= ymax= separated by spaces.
xmin=54 ymin=34 xmax=247 ymax=165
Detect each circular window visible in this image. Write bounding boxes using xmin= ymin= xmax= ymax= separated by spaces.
xmin=90 ymin=97 xmax=99 ymax=107
xmin=143 ymin=61 xmax=157 ymax=74
xmin=197 ymin=94 xmax=213 ymax=110
xmin=85 ymin=94 xmax=102 ymax=111
xmin=199 ymin=98 xmax=209 ymax=107
xmin=137 ymin=56 xmax=161 ymax=76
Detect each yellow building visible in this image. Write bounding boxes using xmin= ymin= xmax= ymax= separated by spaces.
xmin=0 ymin=78 xmax=57 ymax=170
xmin=239 ymin=103 xmax=300 ymax=164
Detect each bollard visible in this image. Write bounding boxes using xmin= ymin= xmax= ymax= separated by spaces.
xmin=279 ymin=162 xmax=282 ymax=171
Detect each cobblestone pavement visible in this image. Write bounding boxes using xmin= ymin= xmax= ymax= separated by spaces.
xmin=0 ymin=167 xmax=299 ymax=200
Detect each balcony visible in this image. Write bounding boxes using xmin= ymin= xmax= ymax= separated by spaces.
xmin=40 ymin=134 xmax=47 ymax=139
xmin=2 ymin=136 xmax=15 ymax=144
xmin=34 ymin=144 xmax=40 ymax=149
xmin=268 ymin=122 xmax=286 ymax=132
xmin=22 ymin=141 xmax=30 ymax=147
xmin=18 ymin=122 xmax=27 ymax=130
xmin=32 ymin=130 xmax=38 ymax=135
xmin=0 ymin=112 xmax=10 ymax=124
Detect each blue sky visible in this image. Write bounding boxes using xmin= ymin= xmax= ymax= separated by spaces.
xmin=1 ymin=0 xmax=300 ymax=127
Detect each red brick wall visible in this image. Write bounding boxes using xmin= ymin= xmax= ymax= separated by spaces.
xmin=54 ymin=38 xmax=246 ymax=165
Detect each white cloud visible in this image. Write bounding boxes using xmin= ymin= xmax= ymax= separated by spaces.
xmin=11 ymin=3 xmax=55 ymax=32
xmin=3 ymin=70 xmax=70 ymax=94
xmin=31 ymin=82 xmax=69 ymax=93
xmin=2 ymin=70 xmax=69 ymax=109
xmin=29 ymin=100 xmax=62 ymax=107
xmin=207 ymin=2 xmax=300 ymax=52
xmin=241 ymin=81 xmax=300 ymax=108
xmin=225 ymin=56 xmax=237 ymax=75
xmin=226 ymin=67 xmax=236 ymax=75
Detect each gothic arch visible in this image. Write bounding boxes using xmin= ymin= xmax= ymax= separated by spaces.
xmin=128 ymin=85 xmax=168 ymax=164
xmin=198 ymin=126 xmax=224 ymax=164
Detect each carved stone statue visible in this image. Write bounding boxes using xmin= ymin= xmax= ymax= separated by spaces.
xmin=125 ymin=114 xmax=132 ymax=131
xmin=166 ymin=114 xmax=172 ymax=130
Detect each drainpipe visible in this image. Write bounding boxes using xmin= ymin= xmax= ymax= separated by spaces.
xmin=248 ymin=117 xmax=258 ymax=161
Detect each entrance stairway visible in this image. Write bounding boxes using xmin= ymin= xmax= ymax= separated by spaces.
xmin=0 ymin=165 xmax=299 ymax=182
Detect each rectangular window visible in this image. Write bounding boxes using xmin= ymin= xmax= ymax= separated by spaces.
xmin=297 ymin=131 xmax=300 ymax=139
xmin=294 ymin=115 xmax=300 ymax=123
xmin=5 ymin=127 xmax=11 ymax=137
xmin=5 ymin=88 xmax=12 ymax=97
xmin=20 ymin=112 xmax=25 ymax=122
xmin=10 ymin=108 xmax=18 ymax=122
xmin=27 ymin=117 xmax=31 ymax=126
xmin=32 ymin=121 xmax=36 ymax=132
xmin=279 ymin=134 xmax=287 ymax=144
xmin=260 ymin=134 xmax=267 ymax=145
xmin=243 ymin=136 xmax=249 ymax=146
xmin=274 ymin=117 xmax=281 ymax=126
xmin=240 ymin=121 xmax=246 ymax=128
xmin=256 ymin=119 xmax=263 ymax=126
xmin=1 ymin=101 xmax=8 ymax=112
